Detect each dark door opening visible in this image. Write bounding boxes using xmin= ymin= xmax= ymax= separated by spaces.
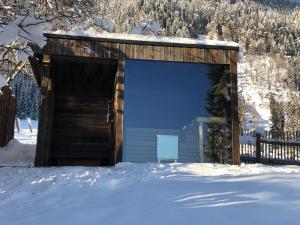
xmin=51 ymin=58 xmax=117 ymax=166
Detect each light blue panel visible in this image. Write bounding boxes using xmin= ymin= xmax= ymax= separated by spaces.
xmin=157 ymin=135 xmax=178 ymax=160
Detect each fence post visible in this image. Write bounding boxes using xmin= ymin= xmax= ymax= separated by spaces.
xmin=256 ymin=133 xmax=261 ymax=163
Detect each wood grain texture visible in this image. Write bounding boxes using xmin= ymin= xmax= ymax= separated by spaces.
xmin=230 ymin=50 xmax=240 ymax=165
xmin=0 ymin=86 xmax=15 ymax=147
xmin=35 ymin=60 xmax=54 ymax=166
xmin=114 ymin=59 xmax=125 ymax=163
xmin=44 ymin=38 xmax=231 ymax=64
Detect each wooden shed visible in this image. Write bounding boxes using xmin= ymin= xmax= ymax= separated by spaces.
xmin=31 ymin=32 xmax=240 ymax=166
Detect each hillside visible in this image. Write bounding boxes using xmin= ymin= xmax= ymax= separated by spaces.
xmin=0 ymin=0 xmax=299 ymax=131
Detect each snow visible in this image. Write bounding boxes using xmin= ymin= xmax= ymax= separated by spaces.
xmin=0 ymin=120 xmax=37 ymax=167
xmin=1 ymin=123 xmax=300 ymax=225
xmin=237 ymin=55 xmax=294 ymax=131
xmin=94 ymin=18 xmax=113 ymax=32
xmin=131 ymin=19 xmax=161 ymax=35
xmin=0 ymin=163 xmax=300 ymax=225
xmin=0 ymin=16 xmax=52 ymax=48
xmin=49 ymin=30 xmax=240 ymax=48
xmin=0 ymin=73 xmax=7 ymax=89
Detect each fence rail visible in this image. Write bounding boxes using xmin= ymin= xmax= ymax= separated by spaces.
xmin=0 ymin=85 xmax=16 ymax=147
xmin=240 ymin=131 xmax=300 ymax=165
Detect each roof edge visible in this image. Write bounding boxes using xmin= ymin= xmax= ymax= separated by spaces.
xmin=43 ymin=32 xmax=240 ymax=51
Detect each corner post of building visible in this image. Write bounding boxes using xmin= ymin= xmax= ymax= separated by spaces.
xmin=230 ymin=50 xmax=240 ymax=165
xmin=113 ymin=58 xmax=125 ymax=164
xmin=35 ymin=54 xmax=53 ymax=166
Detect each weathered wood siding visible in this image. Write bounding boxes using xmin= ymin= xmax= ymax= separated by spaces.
xmin=35 ymin=36 xmax=240 ymax=166
xmin=44 ymin=38 xmax=232 ymax=64
xmin=0 ymin=86 xmax=16 ymax=147
xmin=230 ymin=50 xmax=240 ymax=165
xmin=35 ymin=55 xmax=54 ymax=166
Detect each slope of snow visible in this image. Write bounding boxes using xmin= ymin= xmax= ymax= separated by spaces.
xmin=0 ymin=163 xmax=300 ymax=225
xmin=48 ymin=30 xmax=240 ymax=48
xmin=237 ymin=55 xmax=298 ymax=131
xmin=0 ymin=120 xmax=37 ymax=167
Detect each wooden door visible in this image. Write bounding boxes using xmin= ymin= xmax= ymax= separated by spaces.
xmin=52 ymin=59 xmax=117 ymax=166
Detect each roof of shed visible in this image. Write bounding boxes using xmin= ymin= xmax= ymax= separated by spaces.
xmin=44 ymin=31 xmax=240 ymax=50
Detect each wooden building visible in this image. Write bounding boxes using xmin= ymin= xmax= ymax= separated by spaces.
xmin=0 ymin=85 xmax=16 ymax=147
xmin=30 ymin=32 xmax=240 ymax=166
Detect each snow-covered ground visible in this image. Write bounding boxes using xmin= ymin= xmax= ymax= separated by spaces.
xmin=0 ymin=120 xmax=37 ymax=167
xmin=1 ymin=122 xmax=300 ymax=225
xmin=1 ymin=163 xmax=300 ymax=225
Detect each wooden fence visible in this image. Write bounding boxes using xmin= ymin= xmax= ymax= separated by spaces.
xmin=0 ymin=85 xmax=16 ymax=147
xmin=240 ymin=131 xmax=300 ymax=165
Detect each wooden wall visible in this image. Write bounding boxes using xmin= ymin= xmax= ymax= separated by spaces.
xmin=35 ymin=37 xmax=240 ymax=166
xmin=0 ymin=86 xmax=16 ymax=147
xmin=44 ymin=38 xmax=232 ymax=64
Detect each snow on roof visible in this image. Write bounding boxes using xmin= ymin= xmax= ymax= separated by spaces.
xmin=45 ymin=30 xmax=240 ymax=50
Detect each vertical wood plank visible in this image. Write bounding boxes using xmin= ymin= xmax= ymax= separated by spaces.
xmin=114 ymin=59 xmax=125 ymax=163
xmin=35 ymin=56 xmax=54 ymax=166
xmin=175 ymin=47 xmax=184 ymax=62
xmin=110 ymin=42 xmax=120 ymax=59
xmin=125 ymin=44 xmax=132 ymax=59
xmin=150 ymin=45 xmax=155 ymax=60
xmin=183 ymin=48 xmax=191 ymax=62
xmin=190 ymin=48 xmax=198 ymax=63
xmin=95 ymin=42 xmax=105 ymax=58
xmin=204 ymin=49 xmax=211 ymax=63
xmin=153 ymin=46 xmax=164 ymax=61
xmin=169 ymin=46 xmax=177 ymax=61
xmin=197 ymin=49 xmax=205 ymax=63
xmin=119 ymin=43 xmax=126 ymax=60
xmin=0 ymin=86 xmax=16 ymax=147
xmin=210 ymin=49 xmax=218 ymax=64
xmin=230 ymin=50 xmax=240 ymax=165
xmin=144 ymin=45 xmax=152 ymax=60
xmin=163 ymin=46 xmax=171 ymax=61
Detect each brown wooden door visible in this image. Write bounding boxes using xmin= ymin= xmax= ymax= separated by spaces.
xmin=52 ymin=59 xmax=117 ymax=165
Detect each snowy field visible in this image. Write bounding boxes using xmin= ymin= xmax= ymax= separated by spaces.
xmin=1 ymin=163 xmax=300 ymax=225
xmin=1 ymin=122 xmax=300 ymax=225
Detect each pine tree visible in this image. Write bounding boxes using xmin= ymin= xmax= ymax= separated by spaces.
xmin=205 ymin=65 xmax=227 ymax=117
xmin=269 ymin=95 xmax=285 ymax=137
xmin=205 ymin=65 xmax=230 ymax=163
xmin=12 ymin=73 xmax=40 ymax=120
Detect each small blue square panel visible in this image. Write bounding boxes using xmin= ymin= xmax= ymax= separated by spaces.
xmin=157 ymin=135 xmax=178 ymax=160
